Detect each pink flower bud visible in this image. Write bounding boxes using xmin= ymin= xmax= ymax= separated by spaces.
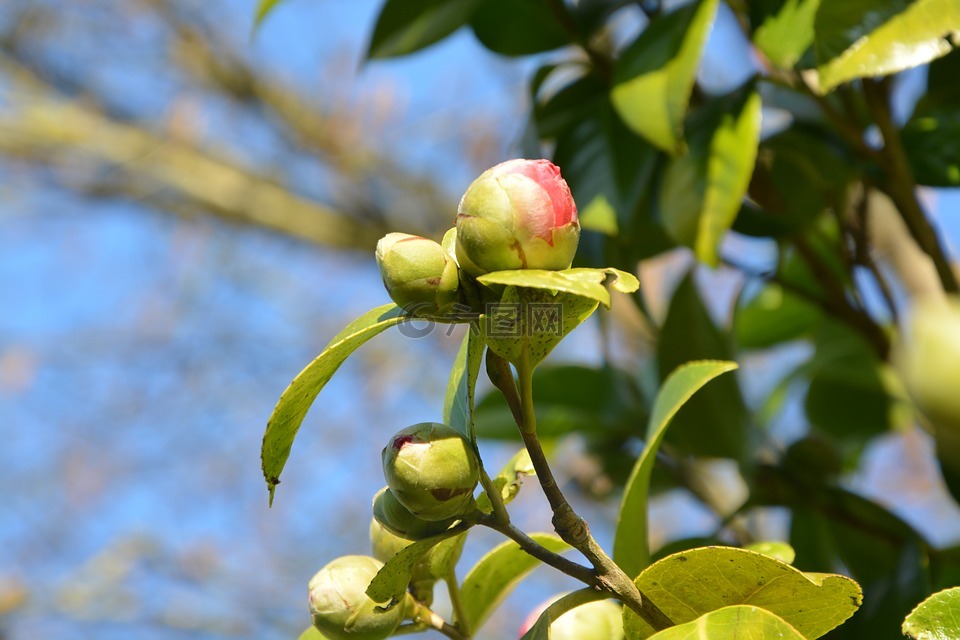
xmin=456 ymin=159 xmax=580 ymax=277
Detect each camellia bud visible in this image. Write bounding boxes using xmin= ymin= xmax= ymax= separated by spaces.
xmin=382 ymin=422 xmax=480 ymax=521
xmin=376 ymin=232 xmax=460 ymax=317
xmin=455 ymin=158 xmax=580 ymax=277
xmin=372 ymin=486 xmax=455 ymax=540
xmin=518 ymin=598 xmax=624 ymax=640
xmin=895 ymin=296 xmax=960 ymax=429
xmin=308 ymin=555 xmax=411 ymax=640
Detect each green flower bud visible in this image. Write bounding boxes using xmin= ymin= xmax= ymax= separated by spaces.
xmin=896 ymin=296 xmax=960 ymax=429
xmin=372 ymin=486 xmax=455 ymax=539
xmin=519 ymin=598 xmax=624 ymax=640
xmin=376 ymin=232 xmax=459 ymax=317
xmin=382 ymin=422 xmax=480 ymax=521
xmin=455 ymin=159 xmax=580 ymax=277
xmin=307 ymin=555 xmax=410 ymax=640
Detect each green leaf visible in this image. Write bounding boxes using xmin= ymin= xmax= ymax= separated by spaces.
xmin=623 ymin=546 xmax=862 ymax=639
xmin=753 ymin=0 xmax=820 ymax=68
xmin=366 ymin=0 xmax=480 ymax=59
xmin=297 ymin=627 xmax=328 ymax=640
xmin=460 ymin=533 xmax=570 ymax=632
xmin=474 ymin=364 xmax=646 ymax=440
xmin=660 ymin=88 xmax=762 ymax=266
xmin=477 ymin=267 xmax=639 ymax=308
xmin=253 ymin=0 xmax=284 ymax=30
xmin=470 ymin=0 xmax=570 ymax=56
xmin=647 ymin=605 xmax=807 ymax=639
xmin=903 ymin=105 xmax=960 ymax=187
xmin=656 ymin=273 xmax=748 ymax=459
xmin=613 ymin=360 xmax=738 ymax=578
xmin=734 ymin=283 xmax=822 ymax=350
xmin=815 ymin=0 xmax=960 ymax=93
xmin=261 ymin=304 xmax=405 ymax=505
xmin=481 ymin=286 xmax=600 ymax=369
xmin=903 ymin=587 xmax=960 ymax=639
xmin=745 ymin=541 xmax=796 ymax=565
xmin=366 ymin=527 xmax=464 ymax=607
xmin=442 ymin=329 xmax=486 ymax=441
xmin=611 ymin=0 xmax=719 ymax=153
xmin=519 ymin=591 xmax=615 ymax=640
xmin=475 ymin=448 xmax=535 ymax=513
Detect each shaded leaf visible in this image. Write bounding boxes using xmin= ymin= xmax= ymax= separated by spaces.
xmin=734 ymin=283 xmax=822 ymax=350
xmin=475 ymin=448 xmax=535 ymax=513
xmin=470 ymin=0 xmax=570 ymax=56
xmin=366 ymin=0 xmax=480 ymax=59
xmin=815 ymin=0 xmax=960 ymax=92
xmin=614 ymin=360 xmax=738 ymax=577
xmin=475 ymin=364 xmax=645 ymax=440
xmin=660 ymin=87 xmax=762 ymax=266
xmin=624 ymin=546 xmax=862 ymax=639
xmin=262 ymin=304 xmax=405 ymax=504
xmin=903 ymin=105 xmax=960 ymax=187
xmin=903 ymin=586 xmax=960 ymax=639
xmin=366 ymin=527 xmax=465 ymax=607
xmin=611 ymin=0 xmax=719 ymax=153
xmin=657 ymin=273 xmax=748 ymax=459
xmin=648 ymin=605 xmax=806 ymax=639
xmin=460 ymin=533 xmax=570 ymax=632
xmin=753 ymin=0 xmax=820 ymax=68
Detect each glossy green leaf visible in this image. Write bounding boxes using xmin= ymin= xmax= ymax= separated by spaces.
xmin=253 ymin=0 xmax=284 ymax=30
xmin=903 ymin=587 xmax=960 ymax=639
xmin=753 ymin=0 xmax=820 ymax=68
xmin=366 ymin=0 xmax=480 ymax=59
xmin=623 ymin=546 xmax=862 ymax=639
xmin=614 ymin=360 xmax=738 ymax=577
xmin=476 ymin=448 xmax=535 ymax=513
xmin=477 ymin=267 xmax=639 ymax=308
xmin=745 ymin=541 xmax=796 ymax=565
xmin=660 ymin=89 xmax=762 ymax=266
xmin=366 ymin=527 xmax=465 ymax=607
xmin=657 ymin=273 xmax=748 ymax=459
xmin=261 ymin=304 xmax=404 ymax=505
xmin=460 ymin=533 xmax=570 ymax=632
xmin=474 ymin=364 xmax=646 ymax=440
xmin=443 ymin=328 xmax=486 ymax=441
xmin=611 ymin=0 xmax=719 ymax=153
xmin=734 ymin=283 xmax=822 ymax=350
xmin=648 ymin=605 xmax=807 ymax=640
xmin=470 ymin=0 xmax=569 ymax=56
xmin=815 ymin=0 xmax=960 ymax=92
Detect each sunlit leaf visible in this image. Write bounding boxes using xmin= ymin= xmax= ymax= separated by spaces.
xmin=648 ymin=605 xmax=807 ymax=639
xmin=903 ymin=586 xmax=960 ymax=639
xmin=460 ymin=533 xmax=570 ymax=632
xmin=624 ymin=547 xmax=862 ymax=639
xmin=745 ymin=541 xmax=796 ymax=565
xmin=366 ymin=0 xmax=480 ymax=59
xmin=611 ymin=0 xmax=719 ymax=153
xmin=753 ymin=0 xmax=820 ymax=68
xmin=815 ymin=0 xmax=960 ymax=92
xmin=477 ymin=267 xmax=639 ymax=308
xmin=660 ymin=88 xmax=761 ymax=266
xmin=297 ymin=626 xmax=328 ymax=640
xmin=261 ymin=304 xmax=405 ymax=504
xmin=443 ymin=328 xmax=486 ymax=441
xmin=614 ymin=360 xmax=738 ymax=577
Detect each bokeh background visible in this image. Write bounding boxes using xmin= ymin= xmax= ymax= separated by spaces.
xmin=2 ymin=1 xmax=960 ymax=639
